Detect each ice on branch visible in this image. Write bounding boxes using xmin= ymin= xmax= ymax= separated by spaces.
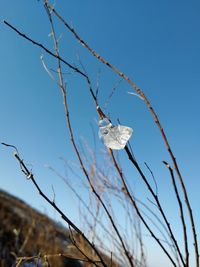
xmin=98 ymin=118 xmax=133 ymax=150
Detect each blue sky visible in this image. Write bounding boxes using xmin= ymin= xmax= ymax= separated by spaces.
xmin=1 ymin=1 xmax=200 ymax=266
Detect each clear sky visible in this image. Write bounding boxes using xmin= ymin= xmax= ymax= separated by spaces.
xmin=1 ymin=1 xmax=200 ymax=267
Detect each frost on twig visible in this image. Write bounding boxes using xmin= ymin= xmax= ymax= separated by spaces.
xmin=40 ymin=55 xmax=56 ymax=81
xmin=127 ymin=92 xmax=144 ymax=100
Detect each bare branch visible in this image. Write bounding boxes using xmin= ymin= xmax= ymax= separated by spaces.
xmin=163 ymin=161 xmax=189 ymax=267
xmin=11 ymin=151 xmax=106 ymax=267
xmin=45 ymin=4 xmax=199 ymax=264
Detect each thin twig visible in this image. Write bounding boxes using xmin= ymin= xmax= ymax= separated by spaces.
xmin=104 ymin=78 xmax=123 ymax=110
xmin=4 ymin=21 xmax=86 ymax=78
xmin=163 ymin=161 xmax=189 ymax=267
xmin=144 ymin=162 xmax=158 ymax=196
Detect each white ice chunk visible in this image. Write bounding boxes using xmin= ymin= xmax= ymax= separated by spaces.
xmin=98 ymin=118 xmax=133 ymax=150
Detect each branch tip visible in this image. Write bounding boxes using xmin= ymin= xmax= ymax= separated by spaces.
xmin=162 ymin=161 xmax=170 ymax=168
xmin=13 ymin=151 xmax=18 ymax=157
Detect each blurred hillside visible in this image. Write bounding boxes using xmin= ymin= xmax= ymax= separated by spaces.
xmin=0 ymin=190 xmax=117 ymax=267
xmin=0 ymin=189 xmax=83 ymax=267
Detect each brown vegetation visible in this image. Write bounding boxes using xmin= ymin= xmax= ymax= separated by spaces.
xmin=0 ymin=190 xmax=115 ymax=267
